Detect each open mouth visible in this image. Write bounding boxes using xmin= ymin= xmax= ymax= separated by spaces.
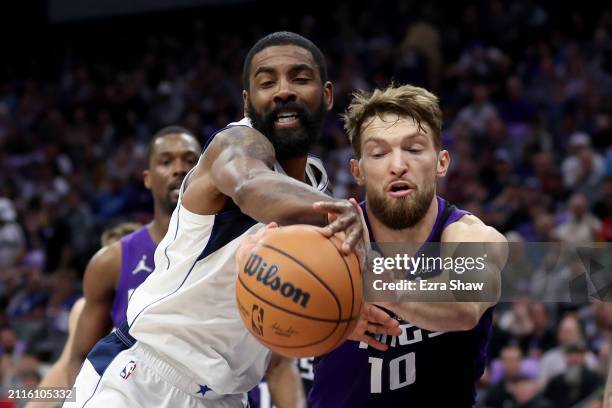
xmin=387 ymin=181 xmax=414 ymax=197
xmin=274 ymin=110 xmax=301 ymax=128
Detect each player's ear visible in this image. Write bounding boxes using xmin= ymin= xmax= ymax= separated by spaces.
xmin=143 ymin=169 xmax=152 ymax=190
xmin=242 ymin=90 xmax=249 ymax=117
xmin=323 ymin=81 xmax=334 ymax=112
xmin=436 ymin=150 xmax=450 ymax=177
xmin=350 ymin=158 xmax=365 ymax=186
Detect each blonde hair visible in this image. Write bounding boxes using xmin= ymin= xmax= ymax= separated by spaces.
xmin=100 ymin=222 xmax=142 ymax=246
xmin=342 ymin=84 xmax=442 ymax=157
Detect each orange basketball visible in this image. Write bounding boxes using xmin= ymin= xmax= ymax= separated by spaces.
xmin=236 ymin=225 xmax=362 ymax=357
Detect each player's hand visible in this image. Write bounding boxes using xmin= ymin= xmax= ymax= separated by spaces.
xmin=348 ymin=303 xmax=402 ymax=351
xmin=313 ymin=199 xmax=364 ymax=255
xmin=236 ymin=222 xmax=278 ymax=269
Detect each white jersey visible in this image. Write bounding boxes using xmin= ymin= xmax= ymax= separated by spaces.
xmin=126 ymin=118 xmax=329 ymax=395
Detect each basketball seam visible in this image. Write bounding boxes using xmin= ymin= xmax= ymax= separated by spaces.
xmin=326 ymin=239 xmax=359 ymax=349
xmin=237 ymin=277 xmax=345 ymax=350
xmin=237 ymin=275 xmax=356 ymax=323
xmin=259 ymin=242 xmax=343 ymax=322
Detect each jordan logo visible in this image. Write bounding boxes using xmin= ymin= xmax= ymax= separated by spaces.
xmin=132 ymin=255 xmax=153 ymax=275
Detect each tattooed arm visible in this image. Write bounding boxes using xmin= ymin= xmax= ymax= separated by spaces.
xmin=182 ymin=126 xmax=362 ymax=251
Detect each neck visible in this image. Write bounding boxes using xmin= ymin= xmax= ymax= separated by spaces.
xmin=147 ymin=204 xmax=172 ymax=244
xmin=367 ymin=195 xmax=439 ymax=243
xmin=279 ymin=156 xmax=308 ymax=182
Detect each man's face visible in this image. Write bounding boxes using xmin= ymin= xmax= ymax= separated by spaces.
xmin=144 ymin=133 xmax=200 ymax=214
xmin=558 ymin=317 xmax=581 ymax=345
xmin=243 ymin=45 xmax=333 ymax=160
xmin=351 ymin=113 xmax=449 ymax=230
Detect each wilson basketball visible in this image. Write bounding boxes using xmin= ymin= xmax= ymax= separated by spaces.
xmin=236 ymin=225 xmax=362 ymax=357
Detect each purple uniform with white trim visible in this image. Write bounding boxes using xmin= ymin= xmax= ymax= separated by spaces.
xmin=308 ymin=196 xmax=494 ymax=408
xmin=110 ymin=226 xmax=156 ymax=328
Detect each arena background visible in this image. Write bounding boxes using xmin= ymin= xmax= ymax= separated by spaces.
xmin=0 ymin=0 xmax=611 ymax=407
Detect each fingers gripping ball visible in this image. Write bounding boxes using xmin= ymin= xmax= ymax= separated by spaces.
xmin=236 ymin=225 xmax=362 ymax=357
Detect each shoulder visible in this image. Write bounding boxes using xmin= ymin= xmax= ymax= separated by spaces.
xmin=89 ymin=241 xmax=122 ymax=268
xmin=205 ymin=125 xmax=274 ymax=163
xmin=443 ymin=214 xmax=506 ymax=243
xmin=443 ymin=214 xmax=508 ymax=267
xmin=120 ymin=226 xmax=152 ymax=249
xmin=84 ymin=241 xmax=122 ymax=288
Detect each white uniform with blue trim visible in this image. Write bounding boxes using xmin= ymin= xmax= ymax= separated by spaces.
xmin=66 ymin=118 xmax=329 ymax=407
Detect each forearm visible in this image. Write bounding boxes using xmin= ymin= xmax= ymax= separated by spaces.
xmin=234 ymin=170 xmax=334 ymax=226
xmin=267 ymin=357 xmax=306 ymax=408
xmin=37 ymin=359 xmax=70 ymax=389
xmin=24 ymin=361 xmax=70 ymax=408
xmin=66 ymin=357 xmax=85 ymax=386
xmin=383 ymin=301 xmax=491 ymax=332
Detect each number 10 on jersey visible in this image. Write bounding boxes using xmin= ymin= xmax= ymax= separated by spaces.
xmin=368 ymin=353 xmax=416 ymax=393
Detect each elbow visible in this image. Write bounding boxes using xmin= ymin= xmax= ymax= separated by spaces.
xmin=229 ymin=167 xmax=272 ymax=209
xmin=233 ymin=175 xmax=259 ymax=210
xmin=233 ymin=179 xmax=249 ymax=208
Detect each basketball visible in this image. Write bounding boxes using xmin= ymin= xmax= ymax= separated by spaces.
xmin=236 ymin=225 xmax=362 ymax=357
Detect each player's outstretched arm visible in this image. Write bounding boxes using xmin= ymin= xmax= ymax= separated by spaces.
xmin=266 ymin=354 xmax=306 ymax=408
xmin=182 ymin=126 xmax=363 ymax=253
xmin=378 ymin=219 xmax=507 ymax=332
xmin=65 ymin=244 xmax=120 ymax=385
xmin=24 ymin=298 xmax=85 ymax=408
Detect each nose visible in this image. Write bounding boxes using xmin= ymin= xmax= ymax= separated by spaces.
xmin=389 ymin=150 xmax=408 ymax=178
xmin=273 ymin=78 xmax=296 ymax=105
xmin=172 ymin=159 xmax=190 ymax=178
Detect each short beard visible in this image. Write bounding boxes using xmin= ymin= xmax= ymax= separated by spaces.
xmin=368 ymin=183 xmax=435 ymax=230
xmin=247 ymin=99 xmax=325 ymax=161
xmin=160 ymin=193 xmax=177 ymax=215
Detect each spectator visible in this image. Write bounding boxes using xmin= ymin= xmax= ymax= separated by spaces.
xmin=0 ymin=327 xmax=27 ymax=391
xmin=497 ymin=76 xmax=537 ymax=125
xmin=5 ymin=267 xmax=48 ymax=346
xmin=456 ymin=83 xmax=499 ymax=135
xmin=507 ymin=372 xmax=555 ymax=408
xmin=538 ymin=315 xmax=599 ymax=387
xmin=561 ymin=132 xmax=604 ymax=200
xmin=0 ymin=198 xmax=25 ymax=268
xmin=524 ymin=303 xmax=557 ymax=356
xmin=483 ymin=344 xmax=540 ymax=408
xmin=542 ymin=343 xmax=603 ymax=408
xmin=556 ymin=193 xmax=602 ymax=244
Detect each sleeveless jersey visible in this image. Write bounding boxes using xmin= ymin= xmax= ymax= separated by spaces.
xmin=125 ymin=118 xmax=329 ymax=396
xmin=110 ymin=226 xmax=156 ymax=327
xmin=308 ymin=196 xmax=494 ymax=408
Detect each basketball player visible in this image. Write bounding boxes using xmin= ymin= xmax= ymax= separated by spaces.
xmin=66 ymin=32 xmax=398 ymax=407
xmin=24 ymin=128 xmax=198 ymax=407
xmin=25 ymin=222 xmax=141 ymax=408
xmin=61 ymin=127 xmax=200 ymax=383
xmin=307 ymin=84 xmax=507 ymax=407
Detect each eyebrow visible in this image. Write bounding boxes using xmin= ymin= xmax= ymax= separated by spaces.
xmin=254 ymin=64 xmax=315 ymax=78
xmin=288 ymin=64 xmax=315 ymax=75
xmin=157 ymin=150 xmax=199 ymax=157
xmin=362 ymin=132 xmax=428 ymax=145
xmin=254 ymin=66 xmax=275 ymax=78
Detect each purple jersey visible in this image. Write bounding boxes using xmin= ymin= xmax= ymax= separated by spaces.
xmin=110 ymin=226 xmax=156 ymax=327
xmin=308 ymin=197 xmax=494 ymax=408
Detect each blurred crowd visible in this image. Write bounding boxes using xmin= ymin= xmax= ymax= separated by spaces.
xmin=1 ymin=0 xmax=611 ymax=406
